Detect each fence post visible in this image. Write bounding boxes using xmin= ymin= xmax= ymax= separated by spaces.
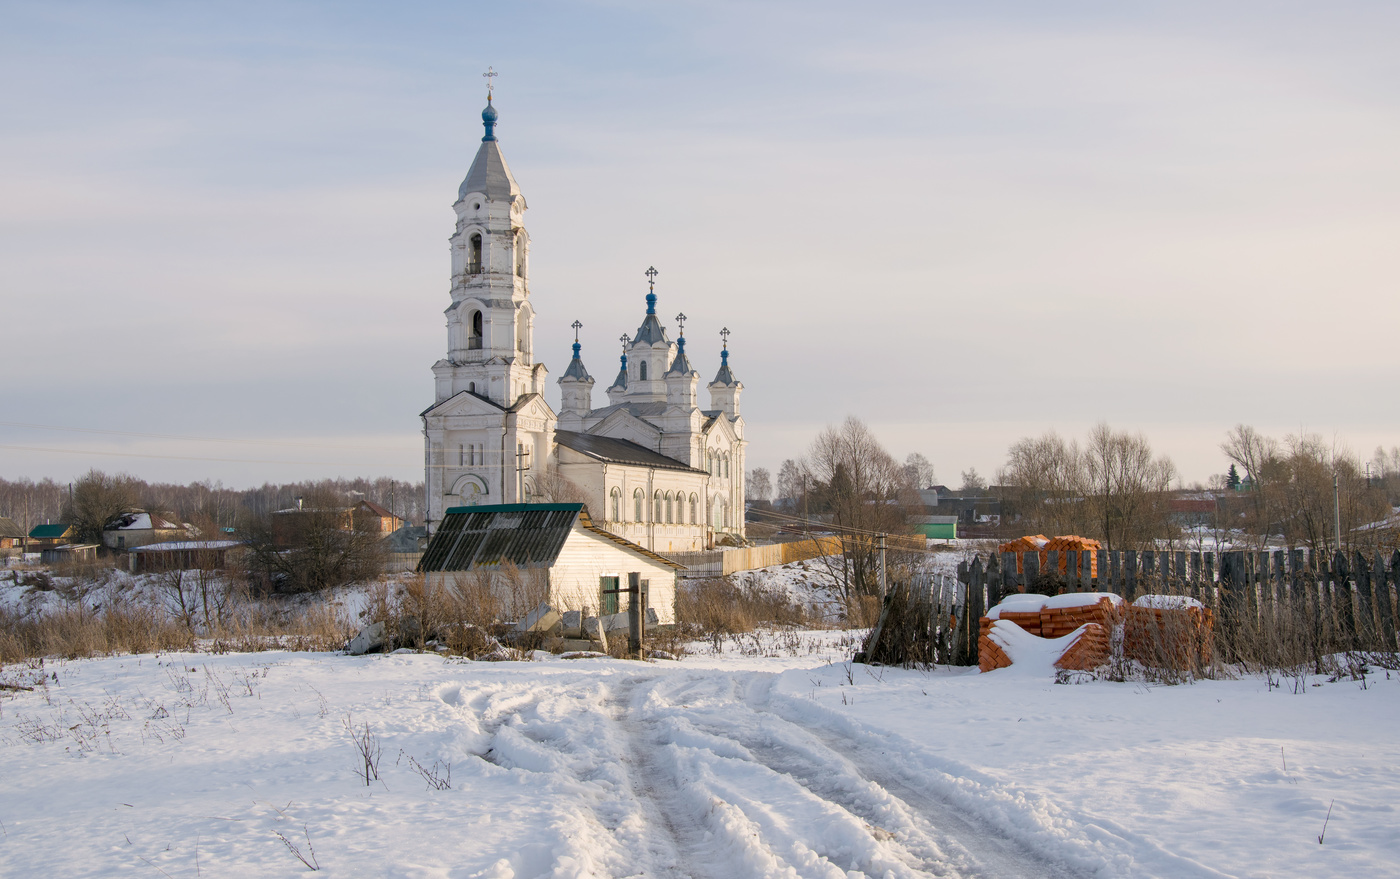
xmin=1024 ymin=550 xmax=1040 ymax=587
xmin=1081 ymin=549 xmax=1093 ymax=591
xmin=1096 ymin=549 xmax=1108 ymax=591
xmin=1125 ymin=550 xmax=1138 ymax=600
xmin=1066 ymin=550 xmax=1079 ymax=592
xmin=1219 ymin=551 xmax=1245 ymax=662
xmin=1355 ymin=551 xmax=1374 ymax=647
xmin=1001 ymin=551 xmax=1018 ymax=597
xmin=1110 ymin=551 xmax=1123 ymax=597
xmin=1334 ymin=551 xmax=1355 ymax=647
xmin=1046 ymin=551 xmax=1060 ymax=590
xmin=986 ymin=553 xmax=1003 ymax=611
xmin=1384 ymin=551 xmax=1400 ymax=652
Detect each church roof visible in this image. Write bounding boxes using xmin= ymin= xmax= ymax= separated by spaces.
xmin=458 ymin=139 xmax=521 ymax=202
xmin=665 ymin=336 xmax=695 ymax=376
xmin=586 ymin=401 xmax=668 ymax=422
xmin=607 ymin=363 xmax=627 ymax=392
xmin=555 ymin=429 xmax=706 ymax=473
xmin=560 ymin=341 xmax=592 ymax=382
xmin=632 ymin=313 xmax=670 ymax=346
xmin=711 ymin=347 xmax=738 ymax=386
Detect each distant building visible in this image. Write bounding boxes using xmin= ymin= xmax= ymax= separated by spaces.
xmin=352 ymin=500 xmax=404 ymax=534
xmin=128 ymin=540 xmax=245 ymax=574
xmin=0 ymin=517 xmax=26 ymax=549
xmin=103 ymin=512 xmax=190 ymax=550
xmin=417 ymin=503 xmax=682 ymax=623
xmin=28 ymin=523 xmax=74 ymax=548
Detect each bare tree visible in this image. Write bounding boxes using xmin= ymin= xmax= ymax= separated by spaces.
xmin=959 ymin=467 xmax=987 ymax=494
xmin=533 ymin=466 xmax=590 ymax=506
xmin=746 ymin=467 xmax=772 ymax=504
xmin=804 ymin=416 xmax=917 ymax=599
xmin=242 ymin=491 xmax=386 ymax=594
xmin=61 ymin=469 xmax=140 ymax=544
xmin=996 ymin=431 xmax=1088 ymax=537
xmin=902 ymin=453 xmax=935 ymax=491
xmin=1081 ymin=423 xmax=1178 ymax=551
xmin=775 ymin=459 xmax=804 ymax=510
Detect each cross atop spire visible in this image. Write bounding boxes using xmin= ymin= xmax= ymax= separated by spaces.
xmin=644 ymin=266 xmax=659 ymax=314
xmin=572 ymin=319 xmax=582 ymax=343
xmin=720 ymin=326 xmax=730 ymax=349
xmin=483 ymin=66 xmax=498 ymax=99
xmin=619 ymin=332 xmax=630 ymax=351
xmin=675 ymin=312 xmax=687 ymax=336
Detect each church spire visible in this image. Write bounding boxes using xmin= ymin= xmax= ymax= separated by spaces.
xmin=708 ymin=326 xmax=742 ymax=418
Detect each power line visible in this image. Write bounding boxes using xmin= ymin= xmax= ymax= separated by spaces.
xmin=0 ymin=420 xmax=412 ymax=453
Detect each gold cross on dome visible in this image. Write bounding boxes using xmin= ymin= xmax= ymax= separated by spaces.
xmin=571 ymin=319 xmax=582 ymax=342
xmin=720 ymin=326 xmax=730 ymax=349
xmin=619 ymin=333 xmax=630 ymax=350
xmin=645 ymin=266 xmax=658 ymax=290
xmin=675 ymin=313 xmax=687 ymax=335
xmin=483 ymin=66 xmax=498 ymax=97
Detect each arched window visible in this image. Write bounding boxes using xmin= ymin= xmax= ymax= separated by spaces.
xmin=712 ymin=496 xmax=723 ymax=529
xmin=514 ymin=231 xmax=526 ymax=277
xmin=610 ymin=487 xmax=621 ymax=521
xmin=652 ymin=490 xmax=662 ymax=523
xmin=469 ymin=310 xmax=483 ymax=349
xmin=639 ymin=361 xmax=647 ymax=381
xmin=664 ymin=491 xmax=674 ymax=523
xmin=634 ymin=489 xmax=644 ymax=522
xmin=468 ymin=233 xmax=482 ymax=274
xmin=469 ymin=381 xmax=476 ymax=394
xmin=689 ymin=493 xmax=698 ymax=524
xmin=723 ymin=454 xmax=730 ymax=479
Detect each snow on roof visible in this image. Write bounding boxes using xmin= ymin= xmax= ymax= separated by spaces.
xmin=131 ymin=540 xmax=244 ymax=553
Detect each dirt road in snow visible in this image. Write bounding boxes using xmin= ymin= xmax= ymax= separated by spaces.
xmin=469 ymin=668 xmax=1083 ymax=878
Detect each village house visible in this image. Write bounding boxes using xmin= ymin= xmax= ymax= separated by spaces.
xmin=417 ymin=503 xmax=681 ymax=624
xmin=102 ymin=511 xmax=190 ymax=551
xmin=27 ymin=523 xmax=74 ymax=548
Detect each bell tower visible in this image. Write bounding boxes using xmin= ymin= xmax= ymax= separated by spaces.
xmin=432 ymin=81 xmax=546 ymax=408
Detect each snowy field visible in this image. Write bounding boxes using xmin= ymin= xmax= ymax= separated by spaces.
xmin=2 ymin=630 xmax=1397 ymax=878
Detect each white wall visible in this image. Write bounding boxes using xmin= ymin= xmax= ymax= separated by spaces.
xmin=548 ymin=528 xmax=677 ymax=624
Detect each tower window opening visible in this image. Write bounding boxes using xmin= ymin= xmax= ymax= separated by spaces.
xmin=468 ymin=234 xmax=482 ymax=274
xmin=469 ymin=310 xmax=483 ymax=350
xmin=514 ymin=231 xmax=526 ymax=277
xmin=469 ymin=381 xmax=476 ymax=393
xmin=639 ymin=361 xmax=647 ymax=381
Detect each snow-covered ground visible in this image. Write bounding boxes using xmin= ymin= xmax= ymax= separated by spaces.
xmin=2 ymin=634 xmax=1396 ymax=878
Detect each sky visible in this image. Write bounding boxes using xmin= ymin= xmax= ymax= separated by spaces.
xmin=3 ymin=1 xmax=1399 ymax=490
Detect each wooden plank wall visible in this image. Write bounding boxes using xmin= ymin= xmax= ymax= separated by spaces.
xmin=928 ymin=548 xmax=1400 ymax=667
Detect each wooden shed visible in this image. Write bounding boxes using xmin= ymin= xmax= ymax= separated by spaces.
xmin=418 ymin=504 xmax=683 ymax=623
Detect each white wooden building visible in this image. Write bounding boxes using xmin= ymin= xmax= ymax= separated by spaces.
xmin=417 ymin=503 xmax=682 ymax=624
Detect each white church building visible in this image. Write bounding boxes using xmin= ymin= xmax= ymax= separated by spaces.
xmin=421 ymin=91 xmax=746 ymax=554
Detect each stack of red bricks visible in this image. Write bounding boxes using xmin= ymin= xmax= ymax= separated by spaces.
xmin=1123 ymin=601 xmax=1213 ymax=670
xmin=978 ymin=594 xmax=1122 ymax=673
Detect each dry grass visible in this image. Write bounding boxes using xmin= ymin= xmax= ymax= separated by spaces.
xmin=676 ymin=577 xmax=817 ymax=636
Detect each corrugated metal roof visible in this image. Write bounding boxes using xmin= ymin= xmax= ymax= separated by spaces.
xmin=29 ymin=523 xmax=72 ymax=539
xmin=555 ymin=430 xmax=705 ymax=473
xmin=418 ymin=504 xmax=684 ymax=572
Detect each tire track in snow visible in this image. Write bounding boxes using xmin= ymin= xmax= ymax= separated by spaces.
xmin=606 ymin=675 xmax=727 ymax=879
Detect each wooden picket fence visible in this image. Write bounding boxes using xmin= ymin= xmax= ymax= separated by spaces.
xmin=861 ymin=548 xmax=1400 ymax=669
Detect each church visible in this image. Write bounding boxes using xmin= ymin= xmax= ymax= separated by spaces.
xmin=421 ymin=89 xmax=746 ymax=554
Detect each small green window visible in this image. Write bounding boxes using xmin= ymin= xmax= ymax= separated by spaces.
xmin=601 ymin=576 xmax=619 ymax=615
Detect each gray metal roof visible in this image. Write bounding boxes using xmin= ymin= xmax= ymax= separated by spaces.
xmin=561 ymin=354 xmax=592 ymax=382
xmin=585 ymin=401 xmax=668 ymax=421
xmin=0 ymin=517 xmax=24 ymax=539
xmin=607 ymin=365 xmax=627 ymax=391
xmin=665 ymin=340 xmax=695 ymax=376
xmin=711 ymin=360 xmax=737 ymax=386
xmin=631 ymin=313 xmax=670 ymax=346
xmin=556 ymin=429 xmax=706 ymax=473
xmin=458 ymin=140 xmax=521 ymax=202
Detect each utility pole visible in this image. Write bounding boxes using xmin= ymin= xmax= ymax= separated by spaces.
xmin=1333 ymin=472 xmax=1342 ymax=553
xmin=877 ymin=532 xmax=887 ymax=599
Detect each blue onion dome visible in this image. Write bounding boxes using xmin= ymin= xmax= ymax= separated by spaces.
xmin=481 ymin=98 xmax=498 ymax=142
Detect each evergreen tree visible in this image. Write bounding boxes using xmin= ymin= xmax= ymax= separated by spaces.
xmin=1226 ymin=463 xmax=1241 ymax=490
